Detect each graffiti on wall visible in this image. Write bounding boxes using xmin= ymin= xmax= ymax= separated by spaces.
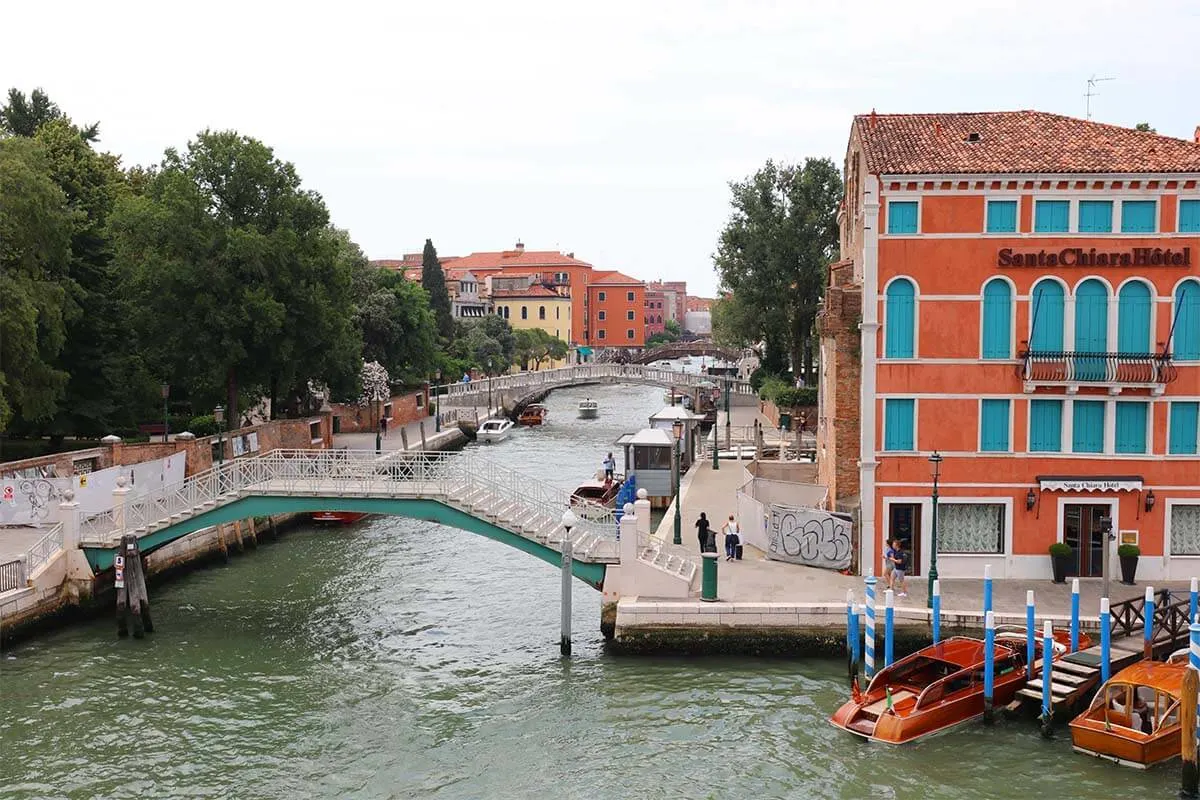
xmin=766 ymin=503 xmax=853 ymax=570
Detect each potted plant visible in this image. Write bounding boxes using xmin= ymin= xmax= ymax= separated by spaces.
xmin=1048 ymin=542 xmax=1072 ymax=584
xmin=1118 ymin=543 xmax=1140 ymax=585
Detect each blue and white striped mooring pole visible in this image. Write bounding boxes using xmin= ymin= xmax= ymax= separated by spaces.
xmin=931 ymin=579 xmax=942 ymax=645
xmin=1070 ymin=578 xmax=1080 ymax=653
xmin=1100 ymin=596 xmax=1111 ymax=684
xmin=885 ymin=589 xmax=895 ymax=668
xmin=1144 ymin=586 xmax=1156 ymax=660
xmin=1186 ymin=622 xmax=1200 ymax=799
xmin=1191 ymin=577 xmax=1198 ymax=627
xmin=983 ymin=610 xmax=996 ymax=725
xmin=983 ymin=564 xmax=993 ymax=619
xmin=1025 ymin=590 xmax=1036 ymax=679
xmin=864 ymin=575 xmax=877 ymax=679
xmin=1040 ymin=620 xmax=1054 ymax=735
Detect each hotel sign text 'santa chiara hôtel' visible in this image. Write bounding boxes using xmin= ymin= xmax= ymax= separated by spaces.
xmin=816 ymin=111 xmax=1200 ymax=582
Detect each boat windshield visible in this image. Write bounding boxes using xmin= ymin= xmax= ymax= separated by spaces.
xmin=1086 ymin=683 xmax=1178 ymax=735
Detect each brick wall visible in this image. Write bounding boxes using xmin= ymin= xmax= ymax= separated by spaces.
xmin=760 ymin=399 xmax=817 ymax=431
xmin=815 ymin=259 xmax=862 ymax=508
xmin=330 ymin=388 xmax=430 ymax=433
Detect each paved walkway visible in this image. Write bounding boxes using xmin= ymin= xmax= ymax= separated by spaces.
xmin=0 ymin=528 xmax=50 ymax=564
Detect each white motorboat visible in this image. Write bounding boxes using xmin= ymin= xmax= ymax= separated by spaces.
xmin=578 ymin=398 xmax=599 ymax=419
xmin=476 ymin=418 xmax=514 ymax=443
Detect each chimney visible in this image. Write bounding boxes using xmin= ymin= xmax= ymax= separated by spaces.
xmin=567 ymin=252 xmax=574 ymax=258
xmin=869 ymin=108 xmax=878 ymax=129
xmin=515 ymin=241 xmax=524 ymax=253
xmin=1195 ymin=125 xmax=1200 ymax=144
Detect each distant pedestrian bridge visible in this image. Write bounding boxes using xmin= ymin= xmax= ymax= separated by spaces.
xmin=629 ymin=340 xmax=745 ymax=365
xmin=435 ymin=363 xmax=755 ymax=408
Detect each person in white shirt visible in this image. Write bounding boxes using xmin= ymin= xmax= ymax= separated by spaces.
xmin=722 ymin=515 xmax=741 ymax=561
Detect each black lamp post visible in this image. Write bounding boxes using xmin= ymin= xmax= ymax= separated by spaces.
xmin=213 ymin=404 xmax=225 ymax=466
xmin=434 ymin=369 xmax=442 ymax=432
xmin=672 ymin=419 xmax=684 ymax=545
xmin=927 ymin=451 xmax=943 ymax=608
xmin=160 ymin=383 xmax=170 ymax=443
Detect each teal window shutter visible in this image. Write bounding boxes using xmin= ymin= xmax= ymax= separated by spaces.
xmin=1170 ymin=402 xmax=1199 ymax=455
xmin=980 ymin=399 xmax=1010 ymax=452
xmin=1074 ymin=279 xmax=1109 ymax=379
xmin=981 ymin=279 xmax=1012 ymax=358
xmin=1114 ymin=402 xmax=1148 ymax=454
xmin=1181 ymin=200 xmax=1200 ymax=233
xmin=1174 ymin=279 xmax=1200 ymax=360
xmin=1121 ymin=200 xmax=1157 ymax=233
xmin=1029 ymin=400 xmax=1063 ymax=452
xmin=986 ymin=200 xmax=1017 ymax=233
xmin=884 ymin=399 xmax=915 ymax=451
xmin=885 ymin=279 xmax=915 ymax=358
xmin=1072 ymin=401 xmax=1105 ymax=453
xmin=1078 ymin=200 xmax=1113 ymax=233
xmin=1029 ymin=280 xmax=1065 ymax=352
xmin=1117 ymin=281 xmax=1152 ymax=355
xmin=888 ymin=201 xmax=918 ymax=234
xmin=1034 ymin=200 xmax=1069 ymax=232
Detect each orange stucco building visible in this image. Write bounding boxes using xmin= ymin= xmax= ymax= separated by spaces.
xmin=820 ymin=111 xmax=1200 ymax=582
xmin=586 ymin=270 xmax=646 ymax=348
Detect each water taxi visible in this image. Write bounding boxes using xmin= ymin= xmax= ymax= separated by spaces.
xmin=1069 ymin=660 xmax=1184 ymax=768
xmin=831 ymin=630 xmax=1081 ymax=744
xmin=476 ymin=418 xmax=514 ymax=443
xmin=517 ymin=404 xmax=549 ymax=426
xmin=569 ymin=474 xmax=622 ymax=518
xmin=578 ymin=398 xmax=599 ymax=419
xmin=310 ymin=511 xmax=368 ymax=525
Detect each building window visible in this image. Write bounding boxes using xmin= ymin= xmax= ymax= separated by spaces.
xmin=1171 ymin=505 xmax=1200 ymax=555
xmin=1121 ymin=200 xmax=1157 ymax=233
xmin=887 ymin=201 xmax=918 ymax=234
xmin=626 ymin=310 xmax=635 ymax=321
xmin=939 ymin=503 xmax=1004 ymax=554
xmin=1115 ymin=402 xmax=1148 ymax=454
xmin=981 ymin=278 xmax=1012 ymax=358
xmin=1029 ymin=399 xmax=1063 ymax=452
xmin=627 ymin=291 xmax=635 ymax=301
xmin=556 ymin=307 xmax=560 ymax=319
xmin=598 ymin=291 xmax=606 ymax=301
xmin=1029 ymin=279 xmax=1065 ymax=352
xmin=883 ymin=399 xmax=914 ymax=451
xmin=539 ymin=306 xmax=546 ymax=320
xmin=1078 ymin=200 xmax=1113 ymax=233
xmin=598 ymin=329 xmax=606 ymax=340
xmin=627 ymin=329 xmax=635 ymax=340
xmin=985 ymin=200 xmax=1017 ymax=233
xmin=1117 ymin=281 xmax=1152 ymax=355
xmin=598 ymin=310 xmax=606 ymax=321
xmin=1181 ymin=200 xmax=1200 ymax=233
xmin=1074 ymin=279 xmax=1109 ymax=383
xmin=521 ymin=306 xmax=528 ymax=320
xmin=979 ymin=399 xmax=1010 ymax=452
xmin=884 ymin=278 xmax=915 ymax=358
xmin=503 ymin=306 xmax=510 ymax=319
xmin=1072 ymin=400 xmax=1105 ymax=454
xmin=1170 ymin=402 xmax=1199 ymax=455
xmin=1034 ymin=200 xmax=1069 ymax=233
xmin=1174 ymin=279 xmax=1200 ymax=360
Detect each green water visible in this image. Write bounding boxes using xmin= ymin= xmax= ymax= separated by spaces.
xmin=0 ymin=382 xmax=1180 ymax=799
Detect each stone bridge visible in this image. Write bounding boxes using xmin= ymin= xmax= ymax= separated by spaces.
xmin=629 ymin=340 xmax=745 ymax=365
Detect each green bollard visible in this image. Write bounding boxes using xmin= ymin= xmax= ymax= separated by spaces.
xmin=701 ymin=552 xmax=719 ymax=602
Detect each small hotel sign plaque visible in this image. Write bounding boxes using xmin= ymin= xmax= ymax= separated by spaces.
xmin=998 ymin=247 xmax=1191 ymax=268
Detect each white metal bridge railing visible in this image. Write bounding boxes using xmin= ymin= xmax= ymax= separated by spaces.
xmin=431 ymin=364 xmax=755 ymax=404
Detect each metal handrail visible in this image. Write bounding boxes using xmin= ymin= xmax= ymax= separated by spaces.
xmin=25 ymin=523 xmax=64 ymax=576
xmin=0 ymin=559 xmax=26 ymax=593
xmin=1020 ymin=350 xmax=1177 ymax=384
xmin=432 ymin=363 xmax=755 ymax=403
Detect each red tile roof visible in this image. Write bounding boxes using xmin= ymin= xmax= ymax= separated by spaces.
xmin=450 ymin=249 xmax=593 ymax=269
xmin=686 ymin=297 xmax=713 ymax=311
xmin=854 ymin=111 xmax=1200 ymax=175
xmin=492 ymin=286 xmax=564 ymax=298
xmin=589 ymin=270 xmax=642 ymax=285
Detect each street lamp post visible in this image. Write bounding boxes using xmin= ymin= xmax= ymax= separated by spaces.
xmin=927 ymin=451 xmax=943 ymax=608
xmin=213 ymin=405 xmax=225 ymax=466
xmin=672 ymin=419 xmax=684 ymax=545
xmin=434 ymin=369 xmax=442 ymax=432
xmin=161 ymin=383 xmax=170 ymax=443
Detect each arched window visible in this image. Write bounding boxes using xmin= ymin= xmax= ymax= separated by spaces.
xmin=1029 ymin=279 xmax=1064 ymax=352
xmin=1117 ymin=281 xmax=1152 ymax=355
xmin=521 ymin=306 xmax=528 ymax=320
xmin=1075 ymin=279 xmax=1109 ymax=380
xmin=981 ymin=278 xmax=1012 ymax=359
xmin=1174 ymin=279 xmax=1200 ymax=360
xmin=884 ymin=278 xmax=915 ymax=358
xmin=539 ymin=306 xmax=546 ymax=320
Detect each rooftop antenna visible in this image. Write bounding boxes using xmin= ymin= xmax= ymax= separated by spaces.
xmin=1085 ymin=74 xmax=1114 ymax=120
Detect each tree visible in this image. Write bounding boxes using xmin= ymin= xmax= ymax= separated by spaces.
xmin=1 ymin=88 xmax=100 ymax=142
xmin=454 ymin=315 xmax=515 ymax=376
xmin=352 ymin=263 xmax=438 ymax=385
xmin=0 ymin=137 xmax=73 ymax=429
xmin=358 ymin=360 xmax=390 ymax=429
xmin=712 ymin=158 xmax=842 ymax=383
xmin=1135 ymin=122 xmax=1156 ymax=133
xmin=711 ymin=293 xmax=757 ymax=349
xmin=512 ymin=328 xmax=568 ymax=370
xmin=421 ymin=238 xmax=454 ymax=341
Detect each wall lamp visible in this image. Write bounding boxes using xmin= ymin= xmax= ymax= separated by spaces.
xmin=1145 ymin=489 xmax=1156 ymax=513
xmin=1025 ymin=488 xmax=1037 ymax=512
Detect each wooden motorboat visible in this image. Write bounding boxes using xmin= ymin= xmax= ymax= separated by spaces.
xmin=831 ymin=631 xmax=1078 ymax=744
xmin=578 ymin=399 xmax=599 ymax=419
xmin=1069 ymin=660 xmax=1184 ymax=769
xmin=476 ymin=418 xmax=514 ymax=443
xmin=310 ymin=511 xmax=368 ymax=524
xmin=517 ymin=404 xmax=549 ymax=426
xmin=570 ymin=475 xmax=622 ymax=518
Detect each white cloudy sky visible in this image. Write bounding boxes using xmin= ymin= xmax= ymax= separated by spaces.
xmin=5 ymin=1 xmax=1198 ymax=296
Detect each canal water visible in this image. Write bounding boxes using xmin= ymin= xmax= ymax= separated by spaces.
xmin=0 ymin=382 xmax=1177 ymax=799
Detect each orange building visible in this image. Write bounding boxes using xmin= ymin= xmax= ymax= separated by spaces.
xmin=820 ymin=111 xmax=1200 ymax=582
xmin=586 ymin=271 xmax=646 ymax=348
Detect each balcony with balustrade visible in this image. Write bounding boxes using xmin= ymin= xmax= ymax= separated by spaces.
xmin=1019 ymin=348 xmax=1177 ymax=395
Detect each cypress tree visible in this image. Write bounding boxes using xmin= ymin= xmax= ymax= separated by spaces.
xmin=421 ymin=238 xmax=454 ymax=340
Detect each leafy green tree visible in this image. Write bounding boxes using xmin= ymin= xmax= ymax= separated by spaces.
xmin=0 ymin=137 xmax=73 ymax=429
xmin=353 ymin=263 xmax=438 ymax=385
xmin=421 ymin=238 xmax=454 ymax=341
xmin=512 ymin=328 xmax=568 ymax=370
xmin=1 ymin=88 xmax=100 ymax=142
xmin=453 ymin=314 xmax=515 ymax=375
xmin=1135 ymin=122 xmax=1156 ymax=133
xmin=713 ymin=158 xmax=841 ymax=383
xmin=664 ymin=319 xmax=682 ymax=338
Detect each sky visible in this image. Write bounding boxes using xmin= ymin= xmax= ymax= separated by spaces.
xmin=4 ymin=1 xmax=1199 ymax=297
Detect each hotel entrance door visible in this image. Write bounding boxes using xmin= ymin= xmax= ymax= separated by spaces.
xmin=887 ymin=503 xmax=922 ymax=577
xmin=1063 ymin=504 xmax=1110 ymax=578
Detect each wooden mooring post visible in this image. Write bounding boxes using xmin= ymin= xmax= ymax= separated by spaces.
xmin=1182 ymin=667 xmax=1198 ymax=799
xmin=115 ymin=534 xmax=154 ymax=639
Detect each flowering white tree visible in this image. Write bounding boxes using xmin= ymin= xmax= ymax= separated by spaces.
xmin=358 ymin=361 xmax=390 ymax=431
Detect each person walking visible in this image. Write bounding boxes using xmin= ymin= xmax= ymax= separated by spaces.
xmin=380 ymin=417 xmax=388 ymax=439
xmin=722 ymin=514 xmax=741 ymax=561
xmin=695 ymin=512 xmax=713 ymax=553
xmin=602 ymin=452 xmax=616 ymax=482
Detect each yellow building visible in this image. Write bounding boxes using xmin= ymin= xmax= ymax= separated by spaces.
xmin=491 ymin=285 xmax=573 ymax=368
